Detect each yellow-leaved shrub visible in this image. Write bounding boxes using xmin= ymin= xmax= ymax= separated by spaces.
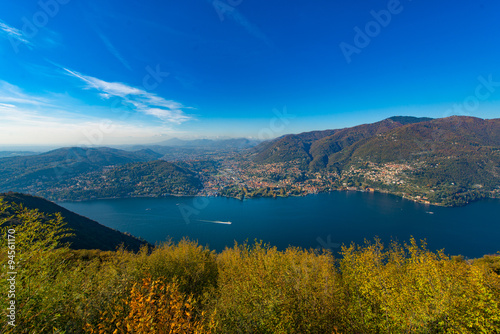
xmin=339 ymin=238 xmax=500 ymax=333
xmin=86 ymin=277 xmax=214 ymax=334
xmin=212 ymin=241 xmax=343 ymax=333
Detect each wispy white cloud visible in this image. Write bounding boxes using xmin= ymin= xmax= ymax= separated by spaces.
xmin=63 ymin=68 xmax=193 ymax=124
xmin=0 ymin=80 xmax=50 ymax=106
xmin=96 ymin=30 xmax=132 ymax=71
xmin=0 ymin=81 xmax=185 ymax=145
xmin=0 ymin=108 xmax=181 ymax=145
xmin=0 ymin=103 xmax=15 ymax=109
xmin=0 ymin=83 xmax=78 ymax=126
xmin=0 ymin=19 xmax=32 ymax=48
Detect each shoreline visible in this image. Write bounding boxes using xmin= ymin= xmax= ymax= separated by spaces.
xmin=50 ymin=187 xmax=499 ymax=208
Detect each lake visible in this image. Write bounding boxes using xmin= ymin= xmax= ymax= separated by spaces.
xmin=58 ymin=191 xmax=500 ymax=258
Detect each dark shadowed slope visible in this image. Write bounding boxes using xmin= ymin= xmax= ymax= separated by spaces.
xmin=0 ymin=192 xmax=150 ymax=251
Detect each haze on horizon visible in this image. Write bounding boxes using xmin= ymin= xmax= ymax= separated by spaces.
xmin=1 ymin=0 xmax=499 ymax=146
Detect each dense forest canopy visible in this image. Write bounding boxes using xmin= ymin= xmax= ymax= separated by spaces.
xmin=1 ymin=199 xmax=499 ymax=333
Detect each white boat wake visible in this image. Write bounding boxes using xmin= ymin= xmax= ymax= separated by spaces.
xmin=198 ymin=220 xmax=232 ymax=225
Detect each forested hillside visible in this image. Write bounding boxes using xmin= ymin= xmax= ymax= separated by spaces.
xmin=50 ymin=160 xmax=203 ymax=201
xmin=251 ymin=116 xmax=500 ymax=206
xmin=0 ymin=148 xmax=204 ymax=201
xmin=0 ymin=147 xmax=162 ymax=193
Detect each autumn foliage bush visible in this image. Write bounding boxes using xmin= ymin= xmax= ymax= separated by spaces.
xmin=85 ymin=277 xmax=212 ymax=334
xmin=1 ymin=200 xmax=499 ymax=333
xmin=339 ymin=239 xmax=500 ymax=333
xmin=212 ymin=242 xmax=343 ymax=333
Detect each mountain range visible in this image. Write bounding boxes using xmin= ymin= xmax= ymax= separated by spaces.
xmin=253 ymin=116 xmax=434 ymax=168
xmin=253 ymin=116 xmax=499 ymax=170
xmin=153 ymin=137 xmax=260 ymax=149
xmin=121 ymin=137 xmax=261 ymax=153
xmin=0 ymin=116 xmax=498 ymax=206
xmin=251 ymin=116 xmax=500 ymax=205
xmin=0 ymin=151 xmax=38 ymax=158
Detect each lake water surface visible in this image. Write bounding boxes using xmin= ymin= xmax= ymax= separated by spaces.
xmin=58 ymin=191 xmax=500 ymax=258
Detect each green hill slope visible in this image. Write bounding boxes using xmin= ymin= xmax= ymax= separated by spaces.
xmin=253 ymin=129 xmax=338 ymax=165
xmin=0 ymin=147 xmax=162 ymax=192
xmin=50 ymin=160 xmax=203 ymax=201
xmin=0 ymin=147 xmax=166 ymax=199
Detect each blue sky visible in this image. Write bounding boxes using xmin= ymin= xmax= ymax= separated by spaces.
xmin=1 ymin=0 xmax=500 ymax=146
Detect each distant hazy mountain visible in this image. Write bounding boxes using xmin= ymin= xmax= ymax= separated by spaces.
xmin=0 ymin=147 xmax=162 ymax=192
xmin=0 ymin=151 xmax=39 ymax=158
xmin=153 ymin=137 xmax=261 ymax=150
xmin=0 ymin=192 xmax=149 ymax=251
